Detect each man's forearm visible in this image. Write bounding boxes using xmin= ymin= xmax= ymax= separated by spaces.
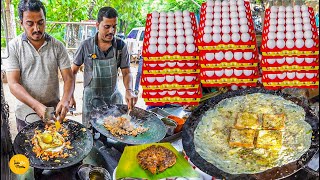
xmin=123 ymin=72 xmax=133 ymax=91
xmin=61 ymin=76 xmax=74 ymax=103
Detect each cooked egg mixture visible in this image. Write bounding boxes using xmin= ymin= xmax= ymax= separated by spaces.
xmin=194 ymin=93 xmax=312 ymax=174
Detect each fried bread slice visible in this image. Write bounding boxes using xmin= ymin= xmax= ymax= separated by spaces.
xmin=256 ymin=130 xmax=283 ymax=149
xmin=229 ymin=128 xmax=256 ymax=148
xmin=235 ymin=112 xmax=259 ymax=129
xmin=262 ymin=114 xmax=285 ymax=130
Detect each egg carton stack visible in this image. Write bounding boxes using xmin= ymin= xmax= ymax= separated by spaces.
xmin=261 ymin=5 xmax=319 ymax=89
xmin=197 ymin=0 xmax=259 ymax=89
xmin=141 ymin=11 xmax=202 ymax=106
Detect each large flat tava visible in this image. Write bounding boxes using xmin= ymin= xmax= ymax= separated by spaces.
xmin=90 ymin=104 xmax=167 ymax=145
xmin=14 ymin=119 xmax=93 ymax=170
xmin=182 ymin=88 xmax=319 ymax=180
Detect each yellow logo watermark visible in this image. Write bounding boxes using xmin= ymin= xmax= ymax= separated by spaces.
xmin=9 ymin=154 xmax=30 ymax=174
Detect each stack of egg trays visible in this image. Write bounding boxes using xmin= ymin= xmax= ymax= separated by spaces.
xmin=197 ymin=0 xmax=259 ymax=88
xmin=141 ymin=11 xmax=202 ymax=106
xmin=260 ymin=5 xmax=319 ymax=89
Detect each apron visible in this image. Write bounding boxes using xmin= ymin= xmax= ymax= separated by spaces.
xmin=82 ymin=42 xmax=123 ymax=127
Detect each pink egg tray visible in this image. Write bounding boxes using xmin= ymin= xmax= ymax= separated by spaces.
xmin=142 ymin=13 xmax=199 ymax=57
xmin=142 ymin=87 xmax=202 ymax=99
xmin=140 ymin=74 xmax=200 ymax=86
xmin=197 ymin=1 xmax=257 ymax=47
xmin=260 ymin=57 xmax=319 ymax=67
xmin=142 ymin=61 xmax=199 ymax=71
xmin=199 ymin=49 xmax=259 ymax=65
xmin=261 ymin=7 xmax=319 ymax=53
xmin=262 ymin=70 xmax=319 ymax=82
xmin=200 ymin=67 xmax=259 ymax=80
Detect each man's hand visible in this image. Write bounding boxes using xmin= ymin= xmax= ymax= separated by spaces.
xmin=125 ymin=90 xmax=138 ymax=110
xmin=55 ymin=100 xmax=69 ymax=123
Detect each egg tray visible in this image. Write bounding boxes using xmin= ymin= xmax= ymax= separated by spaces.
xmin=201 ymin=81 xmax=258 ymax=87
xmin=143 ymin=61 xmax=199 ymax=71
xmin=261 ymin=65 xmax=319 ymax=71
xmin=260 ymin=57 xmax=319 ymax=67
xmin=199 ymin=49 xmax=259 ymax=64
xmin=142 ymin=13 xmax=199 ymax=57
xmin=200 ymin=67 xmax=259 ymax=80
xmin=143 ymin=55 xmax=199 ymax=62
xmin=261 ymin=8 xmax=319 ymax=54
xmin=197 ymin=1 xmax=257 ymax=48
xmin=142 ymin=83 xmax=200 ymax=90
xmin=140 ymin=74 xmax=200 ymax=86
xmin=142 ymin=68 xmax=200 ymax=75
xmin=145 ymin=101 xmax=200 ymax=106
xmin=142 ymin=88 xmax=202 ymax=99
xmin=262 ymin=70 xmax=319 ymax=82
xmin=262 ymin=81 xmax=319 ymax=89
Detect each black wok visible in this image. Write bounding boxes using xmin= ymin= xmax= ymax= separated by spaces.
xmin=182 ymin=88 xmax=319 ymax=180
xmin=90 ymin=104 xmax=167 ymax=145
xmin=14 ymin=119 xmax=93 ymax=170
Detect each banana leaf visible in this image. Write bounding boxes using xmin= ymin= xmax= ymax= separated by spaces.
xmin=116 ymin=143 xmax=200 ymax=180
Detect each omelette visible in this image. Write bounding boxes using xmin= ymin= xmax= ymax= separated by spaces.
xmin=194 ymin=93 xmax=312 ymax=174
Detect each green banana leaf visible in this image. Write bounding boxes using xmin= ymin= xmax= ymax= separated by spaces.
xmin=116 ymin=143 xmax=200 ymax=180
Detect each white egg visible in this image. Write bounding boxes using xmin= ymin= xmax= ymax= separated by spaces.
xmin=240 ymin=25 xmax=249 ymax=33
xmin=225 ymin=69 xmax=233 ymax=77
xmin=167 ymin=45 xmax=176 ymax=54
xmin=205 ymin=13 xmax=214 ymax=19
xmin=159 ymin=91 xmax=167 ymax=96
xmin=187 ymin=63 xmax=195 ymax=67
xmin=148 ymin=45 xmax=157 ymax=54
xmin=277 ymin=73 xmax=286 ymax=79
xmin=214 ymin=6 xmax=222 ymax=12
xmin=159 ymin=17 xmax=167 ymax=24
xmin=150 ymin=30 xmax=159 ymax=37
xmin=232 ymin=33 xmax=241 ymax=42
xmin=186 ymin=76 xmax=196 ymax=83
xmin=286 ymin=12 xmax=294 ymax=18
xmin=270 ymin=12 xmax=277 ymax=19
xmin=278 ymin=18 xmax=285 ymax=25
xmin=177 ymin=62 xmax=185 ymax=67
xmin=186 ymin=36 xmax=194 ymax=44
xmin=203 ymin=33 xmax=212 ymax=43
xmin=167 ymin=17 xmax=175 ymax=23
xmin=185 ymin=29 xmax=193 ymax=36
xmin=167 ymin=23 xmax=175 ymax=29
xmin=175 ymin=22 xmax=184 ymax=29
xmin=212 ymin=34 xmax=222 ymax=43
xmin=286 ymin=40 xmax=295 ymax=49
xmin=294 ymin=5 xmax=300 ymax=12
xmin=241 ymin=33 xmax=250 ymax=42
xmin=286 ymin=6 xmax=293 ymax=12
xmin=304 ymin=30 xmax=313 ymax=39
xmin=151 ymin=24 xmax=159 ymax=30
xmin=222 ymin=34 xmax=231 ymax=43
xmin=183 ymin=16 xmax=191 ymax=22
xmin=215 ymin=70 xmax=224 ymax=77
xmin=158 ymin=44 xmax=166 ymax=54
xmin=243 ymin=52 xmax=252 ymax=60
xmin=302 ymin=21 xmax=312 ymax=31
xmin=239 ymin=17 xmax=248 ymax=25
xmin=205 ymin=71 xmax=215 ymax=77
xmin=174 ymin=10 xmax=182 ymax=17
xmin=294 ymin=18 xmax=302 ymax=24
xmin=301 ymin=5 xmax=309 ymax=12
xmin=270 ymin=18 xmax=277 ymax=25
xmin=158 ymin=37 xmax=166 ymax=45
xmin=276 ymin=58 xmax=285 ymax=64
xmin=213 ymin=26 xmax=221 ymax=34
xmin=156 ymin=76 xmax=165 ymax=83
xmin=268 ymin=32 xmax=276 ymax=40
xmin=186 ymin=44 xmax=196 ymax=53
xmin=302 ymin=11 xmax=310 ymax=18
xmin=295 ymin=31 xmax=304 ymax=39
xmin=167 ymin=29 xmax=175 ymax=36
xmin=222 ymin=12 xmax=230 ymax=19
xmin=231 ymin=18 xmax=239 ymax=25
xmin=213 ymin=19 xmax=222 ymax=26
xmin=230 ymin=5 xmax=237 ymax=12
xmin=277 ymin=25 xmax=285 ymax=32
xmin=287 ymin=72 xmax=295 ymax=79
xmin=230 ymin=0 xmax=236 ymax=5
xmin=222 ymin=0 xmax=229 ymax=6
xmin=167 ymin=11 xmax=174 ymax=17
xmin=206 ymin=7 xmax=214 ymax=13
xmin=305 ymin=58 xmax=314 ymax=63
xmin=231 ymin=85 xmax=238 ymax=90
xmin=222 ymin=19 xmax=231 ymax=26
xmin=305 ymin=39 xmax=314 ymax=48
xmin=222 ymin=6 xmax=229 ymax=12
xmin=306 ymin=73 xmax=315 ymax=79
xmin=267 ymin=39 xmax=276 ymax=49
xmin=222 ymin=26 xmax=231 ymax=34
xmin=207 ymin=0 xmax=214 ymax=6
xmin=237 ymin=0 xmax=244 ymax=5
xmin=294 ymin=11 xmax=301 ymax=18
xmin=234 ymin=69 xmax=243 ymax=76
xmin=295 ymin=57 xmax=304 ymax=64
xmin=276 ymin=40 xmax=285 ymax=49
xmin=269 ymin=25 xmax=277 ymax=32
xmin=159 ymin=30 xmax=166 ymax=37
xmin=215 ymin=51 xmax=224 ymax=61
xmin=295 ymin=24 xmax=303 ymax=31
xmin=205 ymin=19 xmax=213 ymax=26
xmin=175 ymin=16 xmax=183 ymax=23
xmin=167 ymin=36 xmax=175 ymax=44
xmin=286 ymin=18 xmax=294 ymax=24
xmin=234 ymin=52 xmax=242 ymax=60
xmin=238 ymin=5 xmax=246 ymax=12
xmin=215 ymin=0 xmax=221 ymax=6
xmin=176 ymin=29 xmax=184 ymax=36
xmin=206 ymin=53 xmax=215 ymax=61
xmin=295 ymin=39 xmax=304 ymax=48
xmin=204 ymin=26 xmax=213 ymax=34
xmin=239 ymin=11 xmax=247 ymax=18
xmin=231 ymin=25 xmax=240 ymax=33
xmin=244 ymin=70 xmax=253 ymax=76
xmin=278 ymin=12 xmax=285 ymax=19
xmin=148 ymin=63 xmax=157 ymax=68
xmin=278 ymin=6 xmax=286 ymax=12
xmin=176 ymin=35 xmax=185 ymax=44
xmin=270 ymin=6 xmax=278 ymax=13
xmin=151 ymin=11 xmax=160 ymax=18
xmin=214 ymin=12 xmax=221 ymax=19
xmin=286 ymin=24 xmax=294 ymax=32
xmin=166 ymin=75 xmax=175 ymax=82
xmin=268 ymin=74 xmax=277 ymax=80
xmin=267 ymin=59 xmax=276 ymax=64
xmin=296 ymin=72 xmax=305 ymax=79
xmin=149 ymin=37 xmax=157 ymax=44
xmin=177 ymin=44 xmax=185 ymax=53
xmin=167 ymin=62 xmax=176 ymax=67
xmin=286 ymin=57 xmax=295 ymax=64
xmin=168 ymin=90 xmax=177 ymax=96
xmin=151 ymin=17 xmax=159 ymax=24
xmin=159 ymin=23 xmax=167 ymax=30
xmin=225 ymin=51 xmax=233 ymax=61
xmin=147 ymin=77 xmax=156 ymax=83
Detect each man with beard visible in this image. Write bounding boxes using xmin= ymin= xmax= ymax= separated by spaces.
xmin=4 ymin=0 xmax=74 ymax=131
xmin=70 ymin=7 xmax=137 ymax=127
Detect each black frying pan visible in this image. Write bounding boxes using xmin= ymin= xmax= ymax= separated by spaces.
xmin=182 ymin=88 xmax=319 ymax=180
xmin=90 ymin=104 xmax=167 ymax=145
xmin=13 ymin=119 xmax=93 ymax=170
